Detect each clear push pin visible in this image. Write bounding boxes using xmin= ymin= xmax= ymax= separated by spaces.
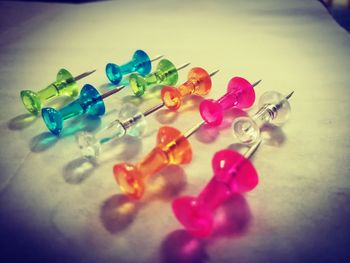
xmin=105 ymin=49 xmax=163 ymax=85
xmin=20 ymin=68 xmax=96 ymax=115
xmin=128 ymin=59 xmax=190 ymax=97
xmin=75 ymin=103 xmax=163 ymax=159
xmin=232 ymin=91 xmax=294 ymax=144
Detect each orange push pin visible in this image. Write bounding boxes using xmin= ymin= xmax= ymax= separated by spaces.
xmin=160 ymin=68 xmax=219 ymax=111
xmin=113 ymin=121 xmax=205 ymax=199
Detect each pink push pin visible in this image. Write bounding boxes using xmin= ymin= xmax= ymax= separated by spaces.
xmin=199 ymin=77 xmax=261 ymax=126
xmin=172 ymin=141 xmax=261 ymax=237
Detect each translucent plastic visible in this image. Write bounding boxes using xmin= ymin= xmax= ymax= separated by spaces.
xmin=105 ymin=50 xmax=151 ymax=85
xmin=113 ymin=126 xmax=192 ymax=199
xmin=160 ymin=67 xmax=212 ymax=111
xmin=199 ymin=77 xmax=255 ymax=126
xmin=75 ymin=103 xmax=147 ymax=159
xmin=232 ymin=91 xmax=291 ymax=144
xmin=41 ymin=84 xmax=105 ymax=135
xmin=129 ymin=59 xmax=178 ymax=97
xmin=20 ymin=68 xmax=79 ymax=115
xmin=172 ymin=149 xmax=258 ymax=237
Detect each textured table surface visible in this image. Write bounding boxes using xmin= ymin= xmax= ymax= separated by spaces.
xmin=0 ymin=0 xmax=349 ymax=262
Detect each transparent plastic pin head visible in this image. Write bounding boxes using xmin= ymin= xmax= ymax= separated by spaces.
xmin=113 ymin=126 xmax=192 ymax=199
xmin=232 ymin=91 xmax=292 ymax=144
xmin=172 ymin=148 xmax=258 ymax=237
xmin=161 ymin=67 xmax=212 ymax=111
xmin=20 ymin=68 xmax=78 ymax=115
xmin=75 ymin=103 xmax=146 ymax=159
xmin=105 ymin=50 xmax=151 ymax=85
xmin=199 ymin=77 xmax=255 ymax=126
xmin=129 ymin=59 xmax=178 ymax=97
xmin=42 ymin=84 xmax=105 ymax=135
xmin=118 ymin=103 xmax=147 ymax=137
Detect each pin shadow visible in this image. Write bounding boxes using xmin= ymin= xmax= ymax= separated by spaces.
xmin=8 ymin=97 xmax=74 ymax=131
xmin=62 ymin=157 xmax=97 ymax=184
xmin=155 ymin=96 xmax=203 ymax=125
xmin=100 ymin=165 xmax=187 ymax=234
xmin=8 ymin=113 xmax=38 ymax=130
xmin=195 ymin=108 xmax=248 ymax=144
xmin=260 ymin=124 xmax=286 ymax=146
xmin=30 ymin=115 xmax=101 ymax=152
xmin=62 ymin=135 xmax=143 ymax=185
xmin=160 ymin=193 xmax=251 ymax=263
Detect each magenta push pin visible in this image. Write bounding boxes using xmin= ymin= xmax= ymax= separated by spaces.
xmin=172 ymin=141 xmax=260 ymax=237
xmin=199 ymin=77 xmax=261 ymax=126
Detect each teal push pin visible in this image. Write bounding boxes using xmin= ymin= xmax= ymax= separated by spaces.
xmin=129 ymin=59 xmax=190 ymax=97
xmin=106 ymin=50 xmax=163 ymax=85
xmin=20 ymin=69 xmax=96 ymax=115
xmin=41 ymin=84 xmax=125 ymax=135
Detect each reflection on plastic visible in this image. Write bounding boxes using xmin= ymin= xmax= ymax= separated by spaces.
xmin=100 ymin=165 xmax=186 ymax=234
xmin=161 ymin=194 xmax=251 ymax=263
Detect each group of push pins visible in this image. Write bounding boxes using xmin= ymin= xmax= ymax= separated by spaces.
xmin=19 ymin=49 xmax=293 ymax=237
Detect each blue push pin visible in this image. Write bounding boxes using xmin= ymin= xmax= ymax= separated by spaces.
xmin=41 ymin=84 xmax=124 ymax=135
xmin=105 ymin=50 xmax=163 ymax=85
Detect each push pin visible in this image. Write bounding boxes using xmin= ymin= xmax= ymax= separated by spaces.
xmin=113 ymin=121 xmax=205 ymax=199
xmin=172 ymin=141 xmax=261 ymax=237
xmin=105 ymin=49 xmax=163 ymax=85
xmin=232 ymin=91 xmax=294 ymax=144
xmin=160 ymin=68 xmax=219 ymax=111
xmin=129 ymin=59 xmax=190 ymax=97
xmin=20 ymin=68 xmax=95 ymax=115
xmin=41 ymin=84 xmax=125 ymax=135
xmin=75 ymin=103 xmax=163 ymax=159
xmin=199 ymin=77 xmax=261 ymax=126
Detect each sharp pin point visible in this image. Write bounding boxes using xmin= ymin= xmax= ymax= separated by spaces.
xmin=151 ymin=55 xmax=164 ymax=62
xmin=101 ymin=85 xmax=125 ymax=99
xmin=252 ymin=79 xmax=262 ymax=88
xmin=285 ymin=91 xmax=294 ymax=100
xmin=74 ymin=69 xmax=96 ymax=81
xmin=176 ymin=62 xmax=191 ymax=72
xmin=209 ymin=70 xmax=220 ymax=77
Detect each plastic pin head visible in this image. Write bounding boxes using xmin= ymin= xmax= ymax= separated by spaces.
xmin=113 ymin=126 xmax=192 ymax=199
xmin=129 ymin=59 xmax=179 ymax=97
xmin=172 ymin=148 xmax=258 ymax=237
xmin=161 ymin=67 xmax=213 ymax=111
xmin=199 ymin=77 xmax=257 ymax=126
xmin=20 ymin=68 xmax=79 ymax=115
xmin=232 ymin=91 xmax=293 ymax=144
xmin=106 ymin=50 xmax=152 ymax=85
xmin=42 ymin=84 xmax=105 ymax=135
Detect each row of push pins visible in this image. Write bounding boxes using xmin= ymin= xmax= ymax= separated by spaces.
xmin=41 ymin=59 xmax=190 ymax=135
xmin=75 ymin=75 xmax=258 ymax=160
xmin=172 ymin=91 xmax=293 ymax=236
xmin=112 ymin=88 xmax=293 ymax=200
xmin=18 ymin=49 xmax=294 ymax=239
xmin=76 ymin=67 xmax=219 ymax=159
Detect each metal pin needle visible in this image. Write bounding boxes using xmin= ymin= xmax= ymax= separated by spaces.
xmin=184 ymin=120 xmax=205 ymax=139
xmin=74 ymin=69 xmax=96 ymax=82
xmin=150 ymin=55 xmax=164 ymax=62
xmin=101 ymin=85 xmax=125 ymax=99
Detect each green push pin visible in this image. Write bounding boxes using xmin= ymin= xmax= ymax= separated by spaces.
xmin=20 ymin=68 xmax=96 ymax=115
xmin=129 ymin=59 xmax=190 ymax=97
